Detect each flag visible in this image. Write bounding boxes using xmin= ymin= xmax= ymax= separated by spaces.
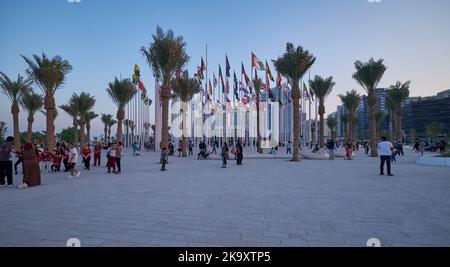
xmin=239 ymin=81 xmax=248 ymax=94
xmin=254 ymin=68 xmax=258 ymax=80
xmin=225 ymin=55 xmax=231 ymax=77
xmin=200 ymin=57 xmax=206 ymax=73
xmin=266 ymin=73 xmax=273 ymax=99
xmin=251 ymin=52 xmax=265 ymax=70
xmin=226 ymin=79 xmax=230 ymax=94
xmin=138 ymin=80 xmax=145 ymax=91
xmin=219 ymin=65 xmax=225 ymax=91
xmin=233 ymin=71 xmax=239 ymax=100
xmin=266 ymin=61 xmax=274 ymax=82
xmin=303 ymin=81 xmax=310 ymax=99
xmin=276 ymin=72 xmax=282 ymax=88
xmin=209 ymin=79 xmax=213 ymax=96
xmin=309 ymin=82 xmax=315 ymax=101
xmin=213 ymin=72 xmax=218 ymax=88
xmin=241 ymin=62 xmax=250 ymax=85
xmin=197 ymin=66 xmax=204 ymax=80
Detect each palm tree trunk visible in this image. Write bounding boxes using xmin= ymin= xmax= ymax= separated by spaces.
xmin=45 ymin=96 xmax=56 ymax=152
xmin=108 ymin=127 xmax=111 ymax=143
xmin=26 ymin=116 xmax=34 ymax=143
xmin=160 ymin=81 xmax=170 ymax=150
xmin=368 ymin=93 xmax=378 ymax=157
xmin=291 ymin=83 xmax=300 ymax=161
xmin=104 ymin=126 xmax=108 ymax=144
xmin=319 ymin=103 xmax=325 ymax=148
xmin=73 ymin=120 xmax=78 ymax=148
xmin=117 ymin=108 xmax=125 ymax=143
xmin=86 ymin=125 xmax=91 ymax=145
xmin=396 ymin=110 xmax=402 ymax=142
xmin=182 ymin=101 xmax=188 ymax=157
xmin=125 ymin=124 xmax=129 ymax=147
xmin=256 ymin=91 xmax=262 ymax=154
xmin=80 ymin=123 xmax=86 ymax=148
xmin=11 ymin=102 xmax=20 ymax=151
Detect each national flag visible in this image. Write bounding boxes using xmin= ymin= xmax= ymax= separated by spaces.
xmin=309 ymin=81 xmax=315 ymax=101
xmin=197 ymin=66 xmax=204 ymax=80
xmin=225 ymin=55 xmax=231 ymax=77
xmin=213 ymin=72 xmax=218 ymax=88
xmin=138 ymin=80 xmax=145 ymax=91
xmin=266 ymin=73 xmax=274 ymax=100
xmin=276 ymin=72 xmax=282 ymax=88
xmin=251 ymin=52 xmax=265 ymax=70
xmin=241 ymin=62 xmax=250 ymax=85
xmin=233 ymin=71 xmax=239 ymax=100
xmin=226 ymin=79 xmax=230 ymax=94
xmin=225 ymin=96 xmax=231 ymax=103
xmin=219 ymin=65 xmax=225 ymax=91
xmin=200 ymin=57 xmax=206 ymax=73
xmin=303 ymin=81 xmax=310 ymax=99
xmin=266 ymin=61 xmax=274 ymax=82
xmin=254 ymin=68 xmax=258 ymax=80
xmin=209 ymin=79 xmax=213 ymax=96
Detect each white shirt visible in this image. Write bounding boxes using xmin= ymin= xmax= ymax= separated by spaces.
xmin=68 ymin=147 xmax=78 ymax=163
xmin=378 ymin=141 xmax=393 ymax=156
xmin=109 ymin=148 xmax=116 ymax=157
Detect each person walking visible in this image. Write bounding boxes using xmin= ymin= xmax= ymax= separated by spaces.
xmin=221 ymin=142 xmax=229 ymax=168
xmin=188 ymin=140 xmax=194 ymax=156
xmin=0 ymin=136 xmax=14 ymax=186
xmin=327 ymin=138 xmax=336 ymax=160
xmin=378 ymin=136 xmax=394 ymax=176
xmin=67 ymin=143 xmax=80 ymax=179
xmin=93 ymin=141 xmax=102 ymax=166
xmin=160 ymin=147 xmax=168 ymax=171
xmin=236 ymin=140 xmax=243 ymax=165
xmin=20 ymin=143 xmax=41 ymax=188
xmin=116 ymin=142 xmax=123 ymax=174
xmin=286 ymin=141 xmax=292 ymax=154
xmin=81 ymin=144 xmax=91 ymax=170
xmin=177 ymin=140 xmax=183 ymax=157
xmin=212 ymin=140 xmax=218 ymax=154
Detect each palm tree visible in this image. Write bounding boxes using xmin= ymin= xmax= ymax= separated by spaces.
xmin=0 ymin=72 xmax=32 ymax=150
xmin=309 ymin=75 xmax=335 ymax=148
xmin=375 ymin=111 xmax=386 ymax=140
xmin=171 ymin=70 xmax=201 ymax=157
xmin=70 ymin=92 xmax=96 ymax=147
xmin=85 ymin=111 xmax=98 ymax=144
xmin=59 ymin=103 xmax=79 ymax=146
xmin=273 ymin=43 xmax=316 ymax=161
xmin=425 ymin=121 xmax=443 ymax=140
xmin=253 ymin=78 xmax=263 ymax=154
xmin=141 ymin=26 xmax=189 ymax=150
xmin=353 ymin=58 xmax=387 ymax=156
xmin=22 ymin=53 xmax=72 ymax=151
xmin=108 ymin=119 xmax=117 ymax=142
xmin=106 ymin=78 xmax=135 ymax=144
xmin=20 ymin=91 xmax=43 ymax=143
xmin=339 ymin=89 xmax=361 ymax=144
xmin=326 ymin=116 xmax=337 ymax=140
xmin=0 ymin=122 xmax=7 ymax=142
xmin=386 ymin=81 xmax=410 ymax=142
xmin=101 ymin=114 xmax=113 ymax=143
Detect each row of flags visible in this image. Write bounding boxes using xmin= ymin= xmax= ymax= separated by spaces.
xmin=132 ymin=65 xmax=152 ymax=106
xmin=191 ymin=52 xmax=316 ymax=106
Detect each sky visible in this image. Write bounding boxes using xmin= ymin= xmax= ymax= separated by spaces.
xmin=1 ymin=0 xmax=449 ymax=137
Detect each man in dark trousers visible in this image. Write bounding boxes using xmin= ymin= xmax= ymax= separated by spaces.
xmin=236 ymin=139 xmax=243 ymax=165
xmin=378 ymin=136 xmax=394 ymax=176
xmin=0 ymin=136 xmax=14 ymax=186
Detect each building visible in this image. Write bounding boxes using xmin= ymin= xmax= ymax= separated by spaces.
xmin=436 ymin=89 xmax=450 ymax=100
xmin=356 ymin=88 xmax=392 ymax=139
xmin=402 ymin=96 xmax=450 ymax=138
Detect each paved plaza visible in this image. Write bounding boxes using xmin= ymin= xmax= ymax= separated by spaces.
xmin=0 ymin=148 xmax=449 ymax=247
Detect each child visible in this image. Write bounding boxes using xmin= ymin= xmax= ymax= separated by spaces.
xmin=42 ymin=148 xmax=52 ymax=173
xmin=221 ymin=142 xmax=229 ymax=168
xmin=52 ymin=149 xmax=63 ymax=172
xmin=160 ymin=147 xmax=168 ymax=171
xmin=391 ymin=146 xmax=397 ymax=163
xmin=345 ymin=141 xmax=353 ymax=160
xmin=107 ymin=143 xmax=117 ymax=173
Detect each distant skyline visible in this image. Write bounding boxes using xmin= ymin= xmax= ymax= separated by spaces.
xmin=1 ymin=0 xmax=449 ymax=137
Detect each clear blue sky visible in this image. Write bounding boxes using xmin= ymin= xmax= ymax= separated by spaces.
xmin=1 ymin=0 xmax=449 ymax=137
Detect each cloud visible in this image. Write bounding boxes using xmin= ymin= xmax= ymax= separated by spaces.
xmin=368 ymin=0 xmax=382 ymax=3
xmin=67 ymin=0 xmax=81 ymax=3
